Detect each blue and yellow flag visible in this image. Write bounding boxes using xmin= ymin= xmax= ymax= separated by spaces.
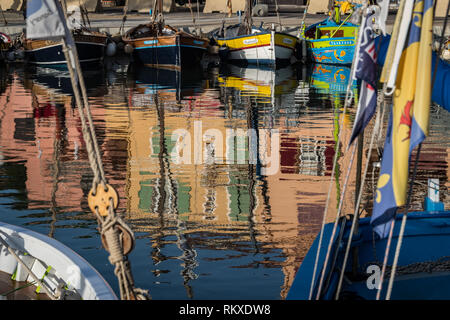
xmin=371 ymin=0 xmax=433 ymax=239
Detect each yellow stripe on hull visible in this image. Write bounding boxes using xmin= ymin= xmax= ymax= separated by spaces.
xmin=217 ymin=32 xmax=297 ymax=63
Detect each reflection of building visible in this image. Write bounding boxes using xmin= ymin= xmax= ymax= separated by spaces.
xmin=1 ymin=62 xmax=449 ymax=300
xmin=0 ymin=68 xmax=107 ymax=217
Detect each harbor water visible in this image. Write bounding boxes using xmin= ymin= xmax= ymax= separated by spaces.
xmin=0 ymin=58 xmax=448 ymax=299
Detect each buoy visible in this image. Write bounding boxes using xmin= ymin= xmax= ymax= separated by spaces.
xmin=106 ymin=42 xmax=117 ymax=57
xmin=124 ymin=44 xmax=134 ymax=54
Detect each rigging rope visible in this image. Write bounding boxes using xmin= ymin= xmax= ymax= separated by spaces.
xmin=308 ymin=2 xmax=365 ymax=300
xmin=335 ymin=92 xmax=383 ymax=299
xmin=58 ymin=0 xmax=150 ymax=300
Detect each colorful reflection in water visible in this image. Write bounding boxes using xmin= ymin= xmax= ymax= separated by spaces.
xmin=0 ymin=60 xmax=448 ymax=299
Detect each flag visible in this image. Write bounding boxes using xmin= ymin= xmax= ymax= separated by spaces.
xmin=348 ymin=10 xmax=379 ymax=146
xmin=371 ymin=0 xmax=432 ymax=239
xmin=26 ymin=0 xmax=66 ymax=40
xmin=410 ymin=0 xmax=433 ymax=151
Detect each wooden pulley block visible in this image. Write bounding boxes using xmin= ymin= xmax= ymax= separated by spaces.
xmin=101 ymin=224 xmax=134 ymax=256
xmin=88 ymin=184 xmax=119 ymax=217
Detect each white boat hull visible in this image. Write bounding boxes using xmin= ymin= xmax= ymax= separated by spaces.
xmin=227 ymin=43 xmax=294 ymax=64
xmin=216 ymin=30 xmax=297 ymax=65
xmin=0 ymin=222 xmax=117 ymax=300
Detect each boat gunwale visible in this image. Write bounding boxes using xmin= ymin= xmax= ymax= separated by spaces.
xmin=215 ymin=30 xmax=297 ymax=42
xmin=0 ymin=221 xmax=118 ymax=300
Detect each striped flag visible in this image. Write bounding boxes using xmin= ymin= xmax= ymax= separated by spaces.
xmin=26 ymin=0 xmax=66 ymax=40
xmin=371 ymin=0 xmax=433 ymax=239
xmin=349 ymin=10 xmax=379 ymax=146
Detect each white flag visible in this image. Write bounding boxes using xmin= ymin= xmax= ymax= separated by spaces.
xmin=26 ymin=0 xmax=66 ymax=40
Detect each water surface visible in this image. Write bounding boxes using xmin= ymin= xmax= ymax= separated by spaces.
xmin=0 ymin=59 xmax=448 ymax=299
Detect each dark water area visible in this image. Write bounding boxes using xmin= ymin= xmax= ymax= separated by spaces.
xmin=0 ymin=57 xmax=448 ymax=299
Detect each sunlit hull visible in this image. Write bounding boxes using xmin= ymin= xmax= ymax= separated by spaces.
xmin=123 ymin=25 xmax=209 ymax=70
xmin=303 ymin=20 xmax=358 ymax=65
xmin=24 ymin=33 xmax=107 ymax=65
xmin=308 ymin=38 xmax=356 ymax=65
xmin=216 ymin=31 xmax=297 ymax=66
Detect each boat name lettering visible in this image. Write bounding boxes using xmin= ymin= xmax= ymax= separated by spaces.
xmin=243 ymin=38 xmax=258 ymax=45
xmin=143 ymin=40 xmax=158 ymax=45
xmin=330 ymin=40 xmax=354 ymax=46
xmin=193 ymin=40 xmax=204 ymax=45
xmin=282 ymin=38 xmax=293 ymax=45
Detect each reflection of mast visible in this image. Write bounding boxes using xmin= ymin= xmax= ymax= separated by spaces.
xmin=332 ymin=94 xmax=342 ymax=208
xmin=152 ymin=94 xmax=198 ymax=298
xmin=31 ymin=91 xmax=67 ymax=239
xmin=245 ymin=96 xmax=258 ymax=254
xmin=48 ymin=111 xmax=62 ymax=239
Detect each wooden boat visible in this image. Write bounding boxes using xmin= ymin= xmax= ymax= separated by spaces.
xmin=212 ymin=0 xmax=297 ymax=66
xmin=301 ymin=4 xmax=358 ymax=65
xmin=122 ymin=0 xmax=209 ymax=70
xmin=23 ymin=29 xmax=107 ymax=65
xmin=0 ymin=221 xmax=117 ymax=300
xmin=0 ymin=32 xmax=12 ymax=62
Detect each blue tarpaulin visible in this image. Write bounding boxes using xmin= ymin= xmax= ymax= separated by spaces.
xmin=375 ymin=35 xmax=450 ymax=112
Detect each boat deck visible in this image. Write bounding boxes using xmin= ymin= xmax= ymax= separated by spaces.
xmin=0 ymin=270 xmax=50 ymax=300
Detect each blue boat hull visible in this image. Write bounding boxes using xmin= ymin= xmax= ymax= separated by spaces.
xmin=308 ymin=42 xmax=355 ymax=65
xmin=133 ymin=44 xmax=205 ymax=69
xmin=25 ymin=41 xmax=105 ymax=65
xmin=287 ymin=210 xmax=450 ymax=300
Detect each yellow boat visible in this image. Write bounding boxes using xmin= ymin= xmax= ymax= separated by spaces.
xmin=213 ymin=0 xmax=297 ymax=66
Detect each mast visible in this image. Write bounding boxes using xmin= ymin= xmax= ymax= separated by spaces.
xmin=157 ymin=0 xmax=163 ymax=15
xmin=245 ymin=0 xmax=253 ymax=33
xmin=152 ymin=0 xmax=163 ymax=23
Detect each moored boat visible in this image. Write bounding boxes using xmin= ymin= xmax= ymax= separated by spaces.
xmin=122 ymin=0 xmax=209 ymax=70
xmin=212 ymin=0 xmax=297 ymax=66
xmin=23 ymin=29 xmax=107 ymax=65
xmin=214 ymin=25 xmax=298 ymax=67
xmin=287 ymin=209 xmax=450 ymax=300
xmin=0 ymin=221 xmax=117 ymax=300
xmin=0 ymin=32 xmax=12 ymax=62
xmin=301 ymin=2 xmax=359 ymax=65
xmin=123 ymin=24 xmax=208 ymax=70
